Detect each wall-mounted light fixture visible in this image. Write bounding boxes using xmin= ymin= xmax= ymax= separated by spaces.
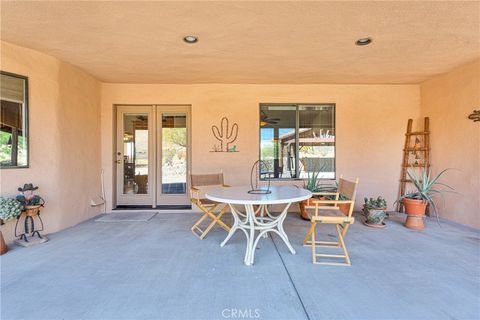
xmin=468 ymin=110 xmax=480 ymax=122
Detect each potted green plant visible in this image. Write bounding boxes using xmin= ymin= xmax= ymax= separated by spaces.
xmin=363 ymin=197 xmax=388 ymax=228
xmin=0 ymin=197 xmax=23 ymax=254
xmin=398 ymin=167 xmax=455 ymax=230
xmin=299 ymin=169 xmax=336 ymax=220
xmin=0 ymin=197 xmax=23 ymax=222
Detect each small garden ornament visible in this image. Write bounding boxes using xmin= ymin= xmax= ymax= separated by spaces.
xmin=15 ymin=184 xmax=47 ymax=246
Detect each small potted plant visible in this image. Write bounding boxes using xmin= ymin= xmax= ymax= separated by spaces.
xmin=0 ymin=197 xmax=23 ymax=254
xmin=398 ymin=167 xmax=455 ymax=230
xmin=363 ymin=197 xmax=388 ymax=228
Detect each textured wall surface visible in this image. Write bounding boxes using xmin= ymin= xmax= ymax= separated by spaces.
xmin=1 ymin=40 xmax=477 ymax=242
xmin=0 ymin=42 xmax=102 ymax=242
xmin=1 ymin=2 xmax=478 ymax=83
xmin=101 ymin=83 xmax=421 ymax=213
xmin=421 ymin=59 xmax=480 ymax=228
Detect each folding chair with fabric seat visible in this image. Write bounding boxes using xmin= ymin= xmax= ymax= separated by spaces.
xmin=303 ymin=175 xmax=359 ymax=266
xmin=190 ymin=173 xmax=231 ymax=239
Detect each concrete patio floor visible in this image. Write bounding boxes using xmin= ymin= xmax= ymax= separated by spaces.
xmin=1 ymin=211 xmax=479 ymax=320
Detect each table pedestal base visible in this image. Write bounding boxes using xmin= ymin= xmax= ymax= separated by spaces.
xmin=221 ymin=203 xmax=295 ymax=266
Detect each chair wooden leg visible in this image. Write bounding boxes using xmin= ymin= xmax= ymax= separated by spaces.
xmin=191 ymin=213 xmax=210 ymax=239
xmin=191 ymin=205 xmax=231 ymax=239
xmin=310 ymin=223 xmax=352 ymax=266
xmin=303 ymin=222 xmax=315 ymax=246
xmin=311 ymin=221 xmax=317 ymax=263
xmin=211 ymin=206 xmax=230 ymax=231
xmin=341 ymin=223 xmax=350 ymax=238
xmin=337 ymin=224 xmax=351 ymax=266
xmin=191 ymin=205 xmax=218 ymax=239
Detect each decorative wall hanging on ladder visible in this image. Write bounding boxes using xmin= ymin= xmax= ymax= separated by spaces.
xmin=211 ymin=117 xmax=239 ymax=152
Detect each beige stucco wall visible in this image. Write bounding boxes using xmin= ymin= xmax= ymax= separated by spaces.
xmin=101 ymin=84 xmax=421 ymax=213
xmin=0 ymin=42 xmax=102 ymax=242
xmin=420 ymin=59 xmax=480 ymax=228
xmin=3 ymin=41 xmax=476 ymax=241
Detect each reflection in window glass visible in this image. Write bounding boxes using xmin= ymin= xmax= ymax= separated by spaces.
xmin=259 ymin=104 xmax=335 ymax=180
xmin=123 ymin=114 xmax=148 ymax=194
xmin=298 ymin=105 xmax=335 ymax=179
xmin=162 ymin=114 xmax=187 ymax=194
xmin=0 ymin=73 xmax=28 ymax=168
xmin=260 ymin=106 xmax=297 ymax=178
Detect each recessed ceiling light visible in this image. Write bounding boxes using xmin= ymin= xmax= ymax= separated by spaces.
xmin=183 ymin=35 xmax=198 ymax=44
xmin=356 ymin=37 xmax=372 ymax=46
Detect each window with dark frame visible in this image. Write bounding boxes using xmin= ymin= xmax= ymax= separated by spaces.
xmin=259 ymin=103 xmax=335 ymax=180
xmin=0 ymin=72 xmax=28 ymax=168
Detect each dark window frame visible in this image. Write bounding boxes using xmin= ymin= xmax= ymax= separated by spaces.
xmin=258 ymin=103 xmax=336 ymax=181
xmin=0 ymin=70 xmax=29 ymax=169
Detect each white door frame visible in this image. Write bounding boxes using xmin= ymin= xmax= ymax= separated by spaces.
xmin=115 ymin=105 xmax=156 ymax=206
xmin=114 ymin=104 xmax=191 ymax=208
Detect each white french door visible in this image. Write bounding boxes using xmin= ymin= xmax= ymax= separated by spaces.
xmin=115 ymin=105 xmax=191 ymax=207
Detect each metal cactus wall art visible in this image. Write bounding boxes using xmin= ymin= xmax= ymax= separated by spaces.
xmin=211 ymin=117 xmax=239 ymax=152
xmin=468 ymin=110 xmax=480 ymax=122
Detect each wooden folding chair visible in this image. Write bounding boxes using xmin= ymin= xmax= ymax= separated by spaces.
xmin=190 ymin=173 xmax=231 ymax=239
xmin=303 ymin=175 xmax=359 ymax=266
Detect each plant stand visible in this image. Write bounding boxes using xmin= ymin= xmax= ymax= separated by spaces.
xmin=14 ymin=205 xmax=48 ymax=247
xmin=404 ymin=214 xmax=425 ymax=230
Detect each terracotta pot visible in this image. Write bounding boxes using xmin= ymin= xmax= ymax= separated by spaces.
xmin=338 ymin=203 xmax=350 ymax=216
xmin=403 ymin=198 xmax=427 ymax=230
xmin=0 ymin=231 xmax=8 ymax=255
xmin=299 ymin=198 xmax=317 ymax=220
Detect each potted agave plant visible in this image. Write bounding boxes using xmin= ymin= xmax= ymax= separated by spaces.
xmin=299 ymin=169 xmax=336 ymax=220
xmin=398 ymin=167 xmax=455 ymax=230
xmin=363 ymin=197 xmax=388 ymax=228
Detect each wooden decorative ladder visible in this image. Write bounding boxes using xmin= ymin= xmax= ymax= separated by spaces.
xmin=397 ymin=117 xmax=430 ymax=212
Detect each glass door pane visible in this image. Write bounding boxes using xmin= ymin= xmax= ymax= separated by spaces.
xmin=122 ymin=114 xmax=149 ymax=194
xmin=161 ymin=114 xmax=187 ymax=194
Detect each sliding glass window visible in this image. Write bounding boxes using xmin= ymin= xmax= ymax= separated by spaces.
xmin=259 ymin=104 xmax=335 ymax=180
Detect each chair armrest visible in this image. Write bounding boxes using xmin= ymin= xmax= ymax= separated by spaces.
xmin=311 ymin=200 xmax=353 ymax=205
xmin=190 ymin=187 xmax=200 ymax=201
xmin=312 ymin=216 xmax=355 ymax=224
xmin=312 ymin=192 xmax=339 ymax=197
xmin=312 ymin=192 xmax=340 ymax=199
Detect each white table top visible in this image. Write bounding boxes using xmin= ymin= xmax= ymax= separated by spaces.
xmin=205 ymin=185 xmax=312 ymax=205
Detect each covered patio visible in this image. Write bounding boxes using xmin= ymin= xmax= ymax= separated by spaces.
xmin=1 ymin=1 xmax=479 ymax=320
xmin=2 ymin=212 xmax=479 ymax=319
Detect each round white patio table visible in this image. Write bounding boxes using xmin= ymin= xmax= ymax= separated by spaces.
xmin=205 ymin=185 xmax=312 ymax=266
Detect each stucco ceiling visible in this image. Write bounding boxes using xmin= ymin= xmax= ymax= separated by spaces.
xmin=1 ymin=1 xmax=479 ymax=84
